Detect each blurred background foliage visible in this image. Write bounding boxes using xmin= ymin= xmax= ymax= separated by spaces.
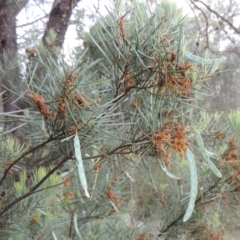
xmin=184 ymin=0 xmax=240 ymax=113
xmin=0 ymin=0 xmax=240 ymax=239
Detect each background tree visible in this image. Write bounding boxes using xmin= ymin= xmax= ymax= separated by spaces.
xmin=185 ymin=0 xmax=240 ymax=112
xmin=0 ymin=0 xmax=240 ymax=239
xmin=183 ymin=2 xmax=240 ymax=237
xmin=0 ymin=0 xmax=77 ymax=114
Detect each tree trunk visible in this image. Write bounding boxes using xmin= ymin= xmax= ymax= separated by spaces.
xmin=42 ymin=0 xmax=76 ymax=50
xmin=0 ymin=0 xmax=28 ymax=113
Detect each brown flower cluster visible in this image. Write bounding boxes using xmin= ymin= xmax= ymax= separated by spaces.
xmin=189 ymin=224 xmax=225 ymax=240
xmin=224 ymin=137 xmax=240 ymax=188
xmin=178 ymin=62 xmax=194 ymax=73
xmin=118 ymin=16 xmax=128 ymax=39
xmin=215 ymin=131 xmax=223 ymax=139
xmin=120 ymin=72 xmax=135 ymax=94
xmin=225 ymin=137 xmax=239 ymax=167
xmin=136 ymin=233 xmax=147 ymax=240
xmin=28 ymin=72 xmax=90 ymax=133
xmin=29 ymin=214 xmax=42 ymax=226
xmin=166 ymin=72 xmax=192 ymax=96
xmin=63 ymin=191 xmax=75 ymax=200
xmin=72 ymin=92 xmax=85 ymax=106
xmin=57 ymin=73 xmax=84 ymax=115
xmin=28 ymin=94 xmax=52 ymax=118
xmin=170 ymin=52 xmax=177 ymax=63
xmin=106 ymin=190 xmax=120 ymax=203
xmin=106 ymin=190 xmax=121 ymax=215
xmin=158 ymin=60 xmax=194 ymax=96
xmin=152 ymin=122 xmax=190 ymax=168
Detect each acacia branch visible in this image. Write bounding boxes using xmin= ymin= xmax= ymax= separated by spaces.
xmin=158 ymin=178 xmax=221 ymax=237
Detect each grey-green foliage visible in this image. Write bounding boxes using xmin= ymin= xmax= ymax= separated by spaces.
xmin=0 ymin=0 xmax=231 ymax=239
xmin=83 ymin=0 xmax=185 ymax=73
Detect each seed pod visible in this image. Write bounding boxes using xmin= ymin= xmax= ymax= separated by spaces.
xmin=183 ymin=148 xmax=198 ymax=222
xmin=74 ymin=132 xmax=90 ymax=198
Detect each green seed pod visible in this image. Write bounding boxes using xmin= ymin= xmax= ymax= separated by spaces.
xmin=183 ymin=148 xmax=198 ymax=222
xmin=74 ymin=132 xmax=90 ymax=198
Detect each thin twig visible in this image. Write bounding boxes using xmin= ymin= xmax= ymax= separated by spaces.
xmin=16 ymin=14 xmax=48 ymax=28
xmin=195 ymin=0 xmax=240 ymax=35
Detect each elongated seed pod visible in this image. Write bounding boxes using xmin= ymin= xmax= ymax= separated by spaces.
xmin=74 ymin=132 xmax=90 ymax=198
xmin=183 ymin=148 xmax=198 ymax=222
xmin=185 ymin=51 xmax=226 ymax=65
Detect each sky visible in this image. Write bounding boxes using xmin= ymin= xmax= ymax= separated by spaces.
xmin=78 ymin=0 xmax=190 ymax=15
xmin=68 ymin=0 xmax=191 ymax=54
xmin=16 ymin=0 xmax=191 ymax=58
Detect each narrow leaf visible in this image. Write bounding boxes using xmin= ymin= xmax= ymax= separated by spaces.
xmin=185 ymin=51 xmax=226 ymax=65
xmin=194 ymin=130 xmax=204 ymax=150
xmin=205 ymin=156 xmax=222 ymax=178
xmin=202 ymin=149 xmax=222 ymax=178
xmin=52 ymin=231 xmax=58 ymax=240
xmin=195 ymin=130 xmax=222 ymax=178
xmin=160 ymin=161 xmax=181 ymax=179
xmin=74 ymin=212 xmax=82 ymax=239
xmin=124 ymin=171 xmax=135 ymax=182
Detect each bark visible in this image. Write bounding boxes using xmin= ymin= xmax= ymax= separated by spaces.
xmin=28 ymin=0 xmax=78 ymax=84
xmin=0 ymin=0 xmax=77 ymax=113
xmin=0 ymin=0 xmax=7 ymax=12
xmin=42 ymin=0 xmax=77 ymax=50
xmin=0 ymin=0 xmax=28 ymax=112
